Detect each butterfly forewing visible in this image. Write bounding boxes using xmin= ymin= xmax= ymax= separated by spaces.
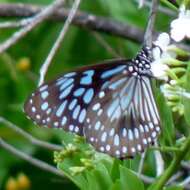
xmin=24 ymin=59 xmax=129 ymax=135
xmin=24 ymin=47 xmax=161 ymax=158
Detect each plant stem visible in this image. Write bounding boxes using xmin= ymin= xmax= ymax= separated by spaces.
xmin=161 ymin=0 xmax=178 ymax=10
xmin=150 ymin=146 xmax=180 ymax=153
xmin=152 ymin=136 xmax=190 ymax=190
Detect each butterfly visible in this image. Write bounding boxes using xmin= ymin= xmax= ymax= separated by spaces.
xmin=24 ymin=46 xmax=160 ymax=159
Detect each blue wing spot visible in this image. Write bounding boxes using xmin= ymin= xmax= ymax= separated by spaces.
xmin=60 ymin=78 xmax=74 ymax=91
xmin=56 ymin=100 xmax=67 ymax=117
xmin=101 ymin=81 xmax=110 ymax=90
xmin=83 ymin=88 xmax=94 ymax=104
xmin=64 ymin=72 xmax=76 ymax=77
xmin=41 ymin=102 xmax=48 ymax=110
xmin=94 ymin=121 xmax=101 ymax=130
xmin=56 ymin=78 xmax=67 ymax=86
xmin=80 ymin=70 xmax=94 ymax=85
xmin=41 ymin=91 xmax=49 ymax=99
xmin=107 ymin=98 xmax=119 ymax=117
xmin=78 ymin=109 xmax=86 ymax=123
xmin=39 ymin=85 xmax=48 ymax=92
xmin=74 ymin=88 xmax=85 ymax=97
xmin=61 ymin=116 xmax=67 ymax=126
xmin=109 ymin=78 xmax=127 ymax=90
xmin=101 ymin=65 xmax=126 ymax=79
xmin=59 ymin=84 xmax=74 ymax=99
xmin=73 ymin=105 xmax=81 ymax=119
xmin=69 ymin=99 xmax=77 ymax=110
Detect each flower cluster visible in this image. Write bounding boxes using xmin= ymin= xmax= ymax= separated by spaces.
xmin=152 ymin=5 xmax=190 ymax=115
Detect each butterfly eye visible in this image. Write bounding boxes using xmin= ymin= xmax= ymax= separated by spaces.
xmin=24 ymin=47 xmax=160 ymax=159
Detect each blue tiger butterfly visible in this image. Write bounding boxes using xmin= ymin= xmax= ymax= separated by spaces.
xmin=24 ymin=46 xmax=160 ymax=158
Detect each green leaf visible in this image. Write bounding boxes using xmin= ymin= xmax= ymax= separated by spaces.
xmin=110 ymin=159 xmax=120 ymax=182
xmin=119 ymin=166 xmax=144 ymax=190
xmin=92 ymin=163 xmax=113 ymax=190
xmin=58 ymin=162 xmax=87 ymax=190
xmin=155 ymin=89 xmax=175 ymax=146
xmin=109 ymin=180 xmax=122 ymax=190
xmin=85 ymin=171 xmax=101 ymax=190
xmin=164 ymin=186 xmax=184 ymax=190
xmin=184 ymin=63 xmax=190 ymax=126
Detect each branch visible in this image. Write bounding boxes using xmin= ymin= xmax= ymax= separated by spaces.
xmin=152 ymin=136 xmax=190 ymax=190
xmin=0 ymin=116 xmax=63 ymax=151
xmin=0 ymin=0 xmax=66 ymax=53
xmin=135 ymin=0 xmax=176 ymax=16
xmin=138 ymin=150 xmax=147 ymax=175
xmin=91 ymin=31 xmax=121 ymax=58
xmin=0 ymin=137 xmax=64 ymax=176
xmin=144 ymin=0 xmax=159 ymax=47
xmin=38 ymin=0 xmax=81 ymax=86
xmin=0 ymin=137 xmax=79 ymax=187
xmin=0 ymin=3 xmax=144 ymax=43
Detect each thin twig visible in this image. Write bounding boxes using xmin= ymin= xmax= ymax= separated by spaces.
xmin=0 ymin=17 xmax=32 ymax=29
xmin=0 ymin=20 xmax=24 ymax=28
xmin=144 ymin=0 xmax=165 ymax=176
xmin=179 ymin=176 xmax=190 ymax=188
xmin=38 ymin=0 xmax=81 ymax=86
xmin=138 ymin=150 xmax=147 ymax=175
xmin=154 ymin=142 xmax=165 ymax=176
xmin=0 ymin=137 xmax=79 ymax=187
xmin=167 ymin=171 xmax=183 ymax=184
xmin=0 ymin=3 xmax=144 ymax=43
xmin=135 ymin=0 xmax=176 ymax=16
xmin=133 ymin=172 xmax=155 ymax=184
xmin=91 ymin=31 xmax=121 ymax=58
xmin=144 ymin=0 xmax=159 ymax=47
xmin=0 ymin=116 xmax=63 ymax=151
xmin=0 ymin=0 xmax=66 ymax=53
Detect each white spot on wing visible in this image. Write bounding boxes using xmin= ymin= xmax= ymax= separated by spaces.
xmin=114 ymin=134 xmax=120 ymax=146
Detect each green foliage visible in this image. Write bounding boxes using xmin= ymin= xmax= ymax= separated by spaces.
xmin=156 ymin=90 xmax=175 ymax=146
xmin=54 ymin=139 xmax=144 ymax=190
xmin=183 ymin=62 xmax=190 ymax=127
xmin=164 ymin=186 xmax=184 ymax=190
xmin=0 ymin=0 xmax=190 ymax=190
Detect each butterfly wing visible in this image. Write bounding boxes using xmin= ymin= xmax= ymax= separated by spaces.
xmin=84 ymin=74 xmax=160 ymax=158
xmin=24 ymin=50 xmax=161 ymax=158
xmin=24 ymin=59 xmax=129 ymax=135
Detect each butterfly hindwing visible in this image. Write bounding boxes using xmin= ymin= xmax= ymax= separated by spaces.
xmin=83 ymin=74 xmax=160 ymax=158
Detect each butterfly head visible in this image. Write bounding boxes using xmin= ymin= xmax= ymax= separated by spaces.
xmin=133 ymin=46 xmax=152 ymax=72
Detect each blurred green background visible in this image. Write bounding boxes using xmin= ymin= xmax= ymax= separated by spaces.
xmin=0 ymin=0 xmax=174 ymax=189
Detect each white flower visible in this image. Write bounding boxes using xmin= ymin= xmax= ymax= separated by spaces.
xmin=151 ymin=54 xmax=169 ymax=81
xmin=154 ymin=33 xmax=170 ymax=52
xmin=151 ymin=33 xmax=172 ymax=80
xmin=170 ymin=5 xmax=190 ymax=42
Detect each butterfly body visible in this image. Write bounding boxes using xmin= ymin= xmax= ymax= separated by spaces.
xmin=24 ymin=46 xmax=160 ymax=158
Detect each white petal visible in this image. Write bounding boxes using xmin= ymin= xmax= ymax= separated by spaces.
xmin=170 ymin=6 xmax=190 ymax=42
xmin=151 ymin=62 xmax=169 ymax=80
xmin=171 ymin=27 xmax=186 ymax=42
xmin=152 ymin=47 xmax=161 ymax=60
xmin=154 ymin=33 xmax=170 ymax=51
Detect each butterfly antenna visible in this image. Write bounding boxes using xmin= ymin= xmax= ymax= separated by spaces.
xmin=144 ymin=0 xmax=159 ymax=48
